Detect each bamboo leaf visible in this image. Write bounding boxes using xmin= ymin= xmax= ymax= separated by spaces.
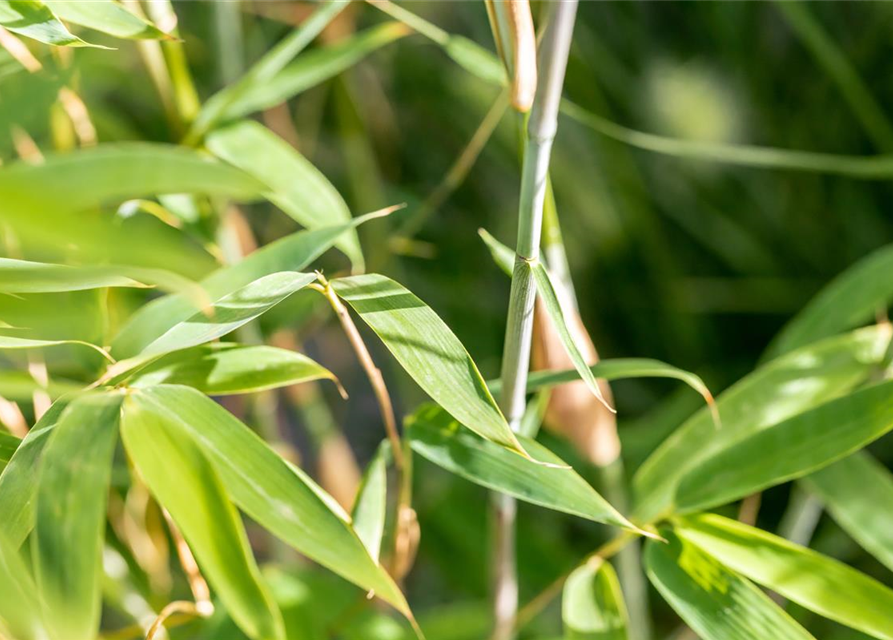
xmin=0 ymin=0 xmax=91 ymax=46
xmin=127 ymin=385 xmax=411 ymax=618
xmin=801 ymin=452 xmax=893 ymax=573
xmin=766 ymin=243 xmax=893 ymax=358
xmin=675 ymin=378 xmax=893 ymax=513
xmin=0 ymin=335 xmax=111 ymax=360
xmin=206 ymin=121 xmax=363 ymax=269
xmin=676 ymin=513 xmax=893 ymax=640
xmin=129 ymin=343 xmax=337 ymax=395
xmin=46 ymin=0 xmax=168 ymax=40
xmin=0 ymin=529 xmax=44 ymax=640
xmin=351 ymin=444 xmax=388 ymax=564
xmin=112 ymin=216 xmax=382 ymax=358
xmin=122 ymin=392 xmax=285 ymax=640
xmin=331 ymin=273 xmax=524 ymax=454
xmin=33 ymin=392 xmax=122 ymax=640
xmin=0 ymin=431 xmax=18 ymax=473
xmin=644 ymin=529 xmax=814 ymax=640
xmin=633 ymin=324 xmax=892 ymax=523
xmin=407 ymin=404 xmax=639 ymax=533
xmin=563 ymin=560 xmax=628 ymax=640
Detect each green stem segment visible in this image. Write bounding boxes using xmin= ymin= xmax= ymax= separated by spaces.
xmin=491 ymin=3 xmax=578 ymax=639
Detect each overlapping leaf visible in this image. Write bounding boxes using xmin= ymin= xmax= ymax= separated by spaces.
xmin=0 ymin=0 xmax=88 ymax=46
xmin=46 ymin=0 xmax=168 ymax=40
xmin=0 ymin=528 xmax=43 ymax=640
xmin=0 ymin=431 xmax=19 ymax=474
xmin=351 ymin=444 xmax=388 ymax=564
xmin=562 ymin=560 xmax=628 ymax=640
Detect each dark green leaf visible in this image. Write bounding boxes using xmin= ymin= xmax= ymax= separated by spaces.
xmin=0 ymin=431 xmax=19 ymax=474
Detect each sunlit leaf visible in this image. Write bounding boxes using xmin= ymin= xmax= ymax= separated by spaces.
xmin=351 ymin=444 xmax=388 ymax=564
xmin=802 ymin=452 xmax=893 ymax=573
xmin=676 ymin=513 xmax=893 ymax=640
xmin=206 ymin=120 xmax=363 ymax=269
xmin=0 ymin=0 xmax=90 ymax=46
xmin=127 ymin=385 xmax=411 ymax=618
xmin=563 ymin=560 xmax=627 ymax=640
xmin=33 ymin=392 xmax=122 ymax=640
xmin=633 ymin=324 xmax=892 ymax=523
xmin=645 ymin=529 xmax=814 ymax=640
xmin=122 ymin=392 xmax=285 ymax=640
xmin=407 ymin=404 xmax=638 ymax=532
xmin=478 ymin=228 xmax=515 ymax=276
xmin=675 ymin=378 xmax=893 ymax=513
xmin=46 ymin=0 xmax=168 ymax=40
xmin=129 ymin=343 xmax=337 ymax=395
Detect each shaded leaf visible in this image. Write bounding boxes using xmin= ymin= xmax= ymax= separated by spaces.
xmin=351 ymin=444 xmax=388 ymax=564
xmin=563 ymin=560 xmax=628 ymax=640
xmin=0 ymin=529 xmax=44 ymax=640
xmin=0 ymin=431 xmax=19 ymax=473
xmin=644 ymin=530 xmax=814 ymax=640
xmin=0 ymin=0 xmax=89 ymax=46
xmin=407 ymin=404 xmax=638 ymax=532
xmin=675 ymin=378 xmax=893 ymax=513
xmin=122 ymin=392 xmax=285 ymax=640
xmin=34 ymin=392 xmax=122 ymax=640
xmin=207 ymin=121 xmax=362 ymax=269
xmin=633 ymin=325 xmax=892 ymax=523
xmin=130 ymin=343 xmax=337 ymax=395
xmin=331 ymin=273 xmax=523 ymax=454
xmin=127 ymin=385 xmax=410 ymax=617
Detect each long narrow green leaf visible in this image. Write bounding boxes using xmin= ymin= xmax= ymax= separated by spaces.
xmin=530 ymin=261 xmax=611 ymax=410
xmin=562 ymin=560 xmax=628 ymax=640
xmin=331 ymin=273 xmax=524 ymax=455
xmin=766 ymin=243 xmax=893 ymax=358
xmin=633 ymin=324 xmax=892 ymax=523
xmin=645 ymin=530 xmax=814 ymax=640
xmin=351 ymin=444 xmax=388 ymax=564
xmin=190 ymin=0 xmax=348 ymax=139
xmin=0 ymin=371 xmax=80 ymax=403
xmin=46 ymin=0 xmax=168 ymax=40
xmin=127 ymin=385 xmax=410 ymax=618
xmin=0 ymin=400 xmax=67 ymax=547
xmin=122 ymin=393 xmax=285 ymax=640
xmin=479 ymin=228 xmax=514 ymax=277
xmin=206 ymin=121 xmax=363 ymax=269
xmin=0 ymin=529 xmax=44 ymax=640
xmin=0 ymin=431 xmax=19 ymax=473
xmin=34 ymin=392 xmax=122 ymax=640
xmin=112 ymin=215 xmax=383 ymax=358
xmin=676 ymin=379 xmax=893 ymax=513
xmin=0 ymin=335 xmax=111 ymax=360
xmin=130 ymin=343 xmax=337 ymax=395
xmin=801 ymin=452 xmax=893 ymax=573
xmin=677 ymin=513 xmax=893 ymax=640
xmin=0 ymin=0 xmax=89 ymax=46
xmin=407 ymin=404 xmax=639 ymax=533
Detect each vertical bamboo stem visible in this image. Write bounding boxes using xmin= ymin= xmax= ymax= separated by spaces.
xmin=491 ymin=4 xmax=578 ymax=639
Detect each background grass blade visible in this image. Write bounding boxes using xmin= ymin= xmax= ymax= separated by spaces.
xmin=206 ymin=121 xmax=363 ymax=270
xmin=0 ymin=431 xmax=19 ymax=473
xmin=802 ymin=452 xmax=893 ymax=573
xmin=351 ymin=444 xmax=387 ymax=564
xmin=0 ymin=0 xmax=89 ymax=46
xmin=129 ymin=343 xmax=337 ymax=395
xmin=46 ymin=0 xmax=168 ymax=40
xmin=677 ymin=513 xmax=893 ymax=640
xmin=332 ymin=273 xmax=524 ymax=454
xmin=122 ymin=393 xmax=285 ymax=640
xmin=33 ymin=392 xmax=122 ymax=640
xmin=675 ymin=378 xmax=893 ymax=513
xmin=407 ymin=404 xmax=639 ymax=532
xmin=562 ymin=560 xmax=628 ymax=640
xmin=633 ymin=324 xmax=892 ymax=523
xmin=645 ymin=529 xmax=815 ymax=640
xmin=129 ymin=385 xmax=411 ymax=618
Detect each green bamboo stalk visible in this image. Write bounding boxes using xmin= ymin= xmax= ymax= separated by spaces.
xmin=491 ymin=3 xmax=578 ymax=639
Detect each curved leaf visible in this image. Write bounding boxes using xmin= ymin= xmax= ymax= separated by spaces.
xmin=563 ymin=560 xmax=628 ymax=640
xmin=678 ymin=514 xmax=893 ymax=640
xmin=0 ymin=335 xmax=111 ymax=360
xmin=0 ymin=0 xmax=89 ymax=46
xmin=46 ymin=0 xmax=168 ymax=40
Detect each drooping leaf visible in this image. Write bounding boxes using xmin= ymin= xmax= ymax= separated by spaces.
xmin=206 ymin=121 xmax=363 ymax=269
xmin=562 ymin=560 xmax=628 ymax=640
xmin=126 ymin=385 xmax=410 ymax=617
xmin=802 ymin=452 xmax=893 ymax=573
xmin=407 ymin=404 xmax=639 ymax=532
xmin=766 ymin=243 xmax=893 ymax=359
xmin=0 ymin=431 xmax=19 ymax=473
xmin=0 ymin=0 xmax=89 ymax=46
xmin=33 ymin=392 xmax=122 ymax=640
xmin=122 ymin=393 xmax=285 ymax=640
xmin=331 ymin=273 xmax=524 ymax=454
xmin=676 ymin=513 xmax=893 ymax=640
xmin=633 ymin=324 xmax=891 ymax=523
xmin=351 ymin=444 xmax=388 ymax=564
xmin=0 ymin=335 xmax=111 ymax=360
xmin=675 ymin=378 xmax=893 ymax=513
xmin=46 ymin=0 xmax=168 ymax=40
xmin=130 ymin=343 xmax=337 ymax=395
xmin=0 ymin=529 xmax=44 ymax=640
xmin=644 ymin=530 xmax=814 ymax=640
xmin=190 ymin=0 xmax=348 ymax=139
xmin=0 ymin=400 xmax=67 ymax=547
xmin=112 ymin=215 xmax=383 ymax=357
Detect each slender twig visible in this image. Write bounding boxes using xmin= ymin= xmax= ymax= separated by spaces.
xmin=145 ymin=602 xmax=205 ymax=640
xmin=491 ymin=4 xmax=578 ymax=639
